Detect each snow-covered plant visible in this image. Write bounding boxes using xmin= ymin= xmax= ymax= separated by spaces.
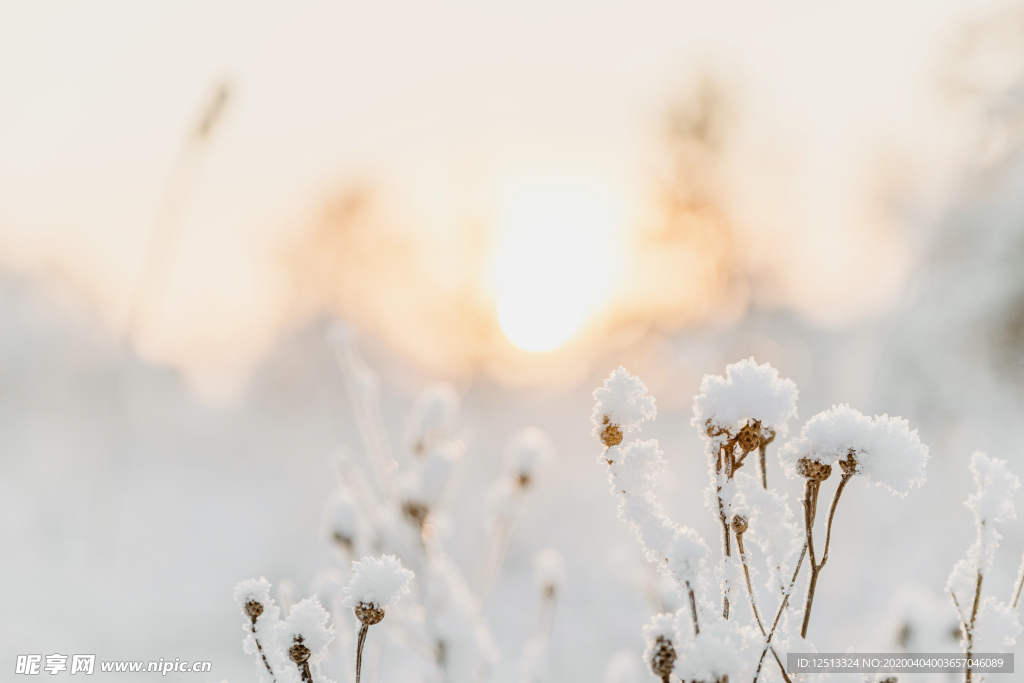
xmin=234 ymin=577 xmax=280 ymax=683
xmin=642 ymin=613 xmax=679 ymax=683
xmin=778 ymin=404 xmax=929 ymax=638
xmin=593 ymin=360 xmax=935 ymax=683
xmin=342 ymin=555 xmax=414 ymax=683
xmin=947 ymin=452 xmax=1023 ymax=683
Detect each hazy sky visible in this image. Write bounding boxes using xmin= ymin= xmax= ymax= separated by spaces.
xmin=0 ymin=0 xmax=1014 ymax=396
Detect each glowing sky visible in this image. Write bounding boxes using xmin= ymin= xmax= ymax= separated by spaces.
xmin=0 ymin=0 xmax=1014 ymax=395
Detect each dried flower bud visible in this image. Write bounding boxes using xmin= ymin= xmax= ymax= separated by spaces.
xmin=736 ymin=420 xmax=761 ymax=453
xmin=840 ymin=452 xmax=858 ymax=476
xmin=796 ymin=458 xmax=832 ymax=482
xmin=354 ymin=601 xmax=385 ymax=625
xmin=732 ymin=515 xmax=749 ymax=535
xmin=649 ymin=635 xmax=676 ymax=679
xmin=289 ymin=638 xmax=311 ymax=665
xmin=244 ymin=600 xmax=263 ymax=621
xmin=600 ymin=416 xmax=623 ymax=447
xmin=402 ymin=501 xmax=429 ymax=529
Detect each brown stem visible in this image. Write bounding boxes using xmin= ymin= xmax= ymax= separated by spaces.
xmin=355 ymin=624 xmax=369 ymax=683
xmin=800 ymin=473 xmax=849 ymax=639
xmin=716 ymin=443 xmax=732 ymax=619
xmin=754 ymin=542 xmax=808 ymax=683
xmin=759 ymin=442 xmax=768 ymax=489
xmin=686 ymin=581 xmax=700 ymax=636
xmin=1013 ymin=551 xmax=1024 ymax=608
xmin=250 ymin=615 xmax=276 ymax=681
xmin=966 ymin=571 xmax=983 ymax=683
xmin=736 ymin=532 xmax=793 ymax=683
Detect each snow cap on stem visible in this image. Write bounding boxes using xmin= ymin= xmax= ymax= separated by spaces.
xmin=966 ymin=451 xmax=1020 ymax=525
xmin=642 ymin=613 xmax=678 ymax=680
xmin=532 ymin=549 xmax=565 ymax=597
xmin=779 ymin=404 xmax=929 ymax=495
xmin=666 ymin=527 xmax=708 ymax=588
xmin=592 ymin=367 xmax=656 ymax=450
xmin=505 ymin=427 xmax=554 ymax=488
xmin=342 ymin=555 xmax=414 ymax=625
xmin=406 ymin=383 xmax=460 ymax=455
xmin=277 ymin=597 xmax=336 ymax=683
xmin=692 ymin=358 xmax=798 ymax=440
xmin=234 ymin=577 xmax=274 ymax=619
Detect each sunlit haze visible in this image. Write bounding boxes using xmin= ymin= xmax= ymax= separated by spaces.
xmin=0 ymin=0 xmax=1018 ymax=395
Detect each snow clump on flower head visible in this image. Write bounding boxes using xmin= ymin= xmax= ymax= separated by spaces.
xmin=406 ymin=383 xmax=460 ymax=455
xmin=666 ymin=527 xmax=707 ymax=588
xmin=642 ymin=613 xmax=678 ymax=680
xmin=592 ymin=367 xmax=656 ymax=447
xmin=342 ymin=555 xmax=414 ymax=611
xmin=234 ymin=577 xmax=273 ymax=612
xmin=966 ymin=451 xmax=1020 ymax=525
xmin=779 ymin=404 xmax=929 ymax=495
xmin=505 ymin=427 xmax=554 ymax=488
xmin=692 ymin=358 xmax=798 ymax=440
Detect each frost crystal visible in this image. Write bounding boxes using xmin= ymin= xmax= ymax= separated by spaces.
xmin=592 ymin=367 xmax=657 ymax=436
xmin=692 ymin=358 xmax=798 ymax=438
xmin=779 ymin=404 xmax=929 ymax=495
xmin=342 ymin=555 xmax=414 ymax=609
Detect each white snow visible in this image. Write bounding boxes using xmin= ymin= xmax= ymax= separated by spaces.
xmin=779 ymin=404 xmax=929 ymax=495
xmin=341 ymin=555 xmax=414 ymax=609
xmin=591 ymin=366 xmax=657 ymax=435
xmin=691 ymin=358 xmax=798 ymax=438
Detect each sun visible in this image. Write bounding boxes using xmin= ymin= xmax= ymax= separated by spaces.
xmin=492 ymin=179 xmax=621 ymax=353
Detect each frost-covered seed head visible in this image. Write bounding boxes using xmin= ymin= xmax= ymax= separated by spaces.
xmin=692 ymin=358 xmax=799 ymax=440
xmin=736 ymin=420 xmax=761 ymax=453
xmin=289 ymin=638 xmax=311 ymax=664
xmin=731 ymin=515 xmax=748 ymax=535
xmin=649 ymin=636 xmax=676 ymax=679
xmin=244 ymin=600 xmax=264 ymax=621
xmin=779 ymin=405 xmax=928 ymax=495
xmin=592 ymin=367 xmax=657 ymax=443
xmin=354 ymin=602 xmax=385 ymax=625
xmin=797 ymin=458 xmax=832 ymax=482
xmin=601 ymin=416 xmax=624 ymax=448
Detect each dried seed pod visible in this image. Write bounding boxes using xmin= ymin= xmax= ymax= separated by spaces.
xmin=732 ymin=515 xmax=749 ymax=535
xmin=839 ymin=452 xmax=858 ymax=476
xmin=600 ymin=416 xmax=623 ymax=447
xmin=736 ymin=420 xmax=761 ymax=453
xmin=244 ymin=600 xmax=263 ymax=622
xmin=796 ymin=458 xmax=832 ymax=482
xmin=354 ymin=601 xmax=385 ymax=626
xmin=289 ymin=639 xmax=311 ymax=665
xmin=649 ymin=635 xmax=676 ymax=680
xmin=402 ymin=501 xmax=429 ymax=529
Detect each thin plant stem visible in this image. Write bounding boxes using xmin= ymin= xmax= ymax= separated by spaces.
xmin=754 ymin=542 xmax=808 ymax=683
xmin=966 ymin=571 xmax=983 ymax=683
xmin=736 ymin=530 xmax=793 ymax=683
xmin=686 ymin=581 xmax=700 ymax=636
xmin=1012 ymin=551 xmax=1024 ymax=608
xmin=716 ymin=443 xmax=733 ymax=619
xmin=759 ymin=442 xmax=768 ymax=489
xmin=800 ymin=472 xmax=849 ymax=638
xmin=250 ymin=614 xmax=275 ymax=681
xmin=355 ymin=624 xmax=369 ymax=683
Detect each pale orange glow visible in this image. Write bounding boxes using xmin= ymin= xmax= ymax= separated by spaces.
xmin=492 ymin=180 xmax=622 ymax=353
